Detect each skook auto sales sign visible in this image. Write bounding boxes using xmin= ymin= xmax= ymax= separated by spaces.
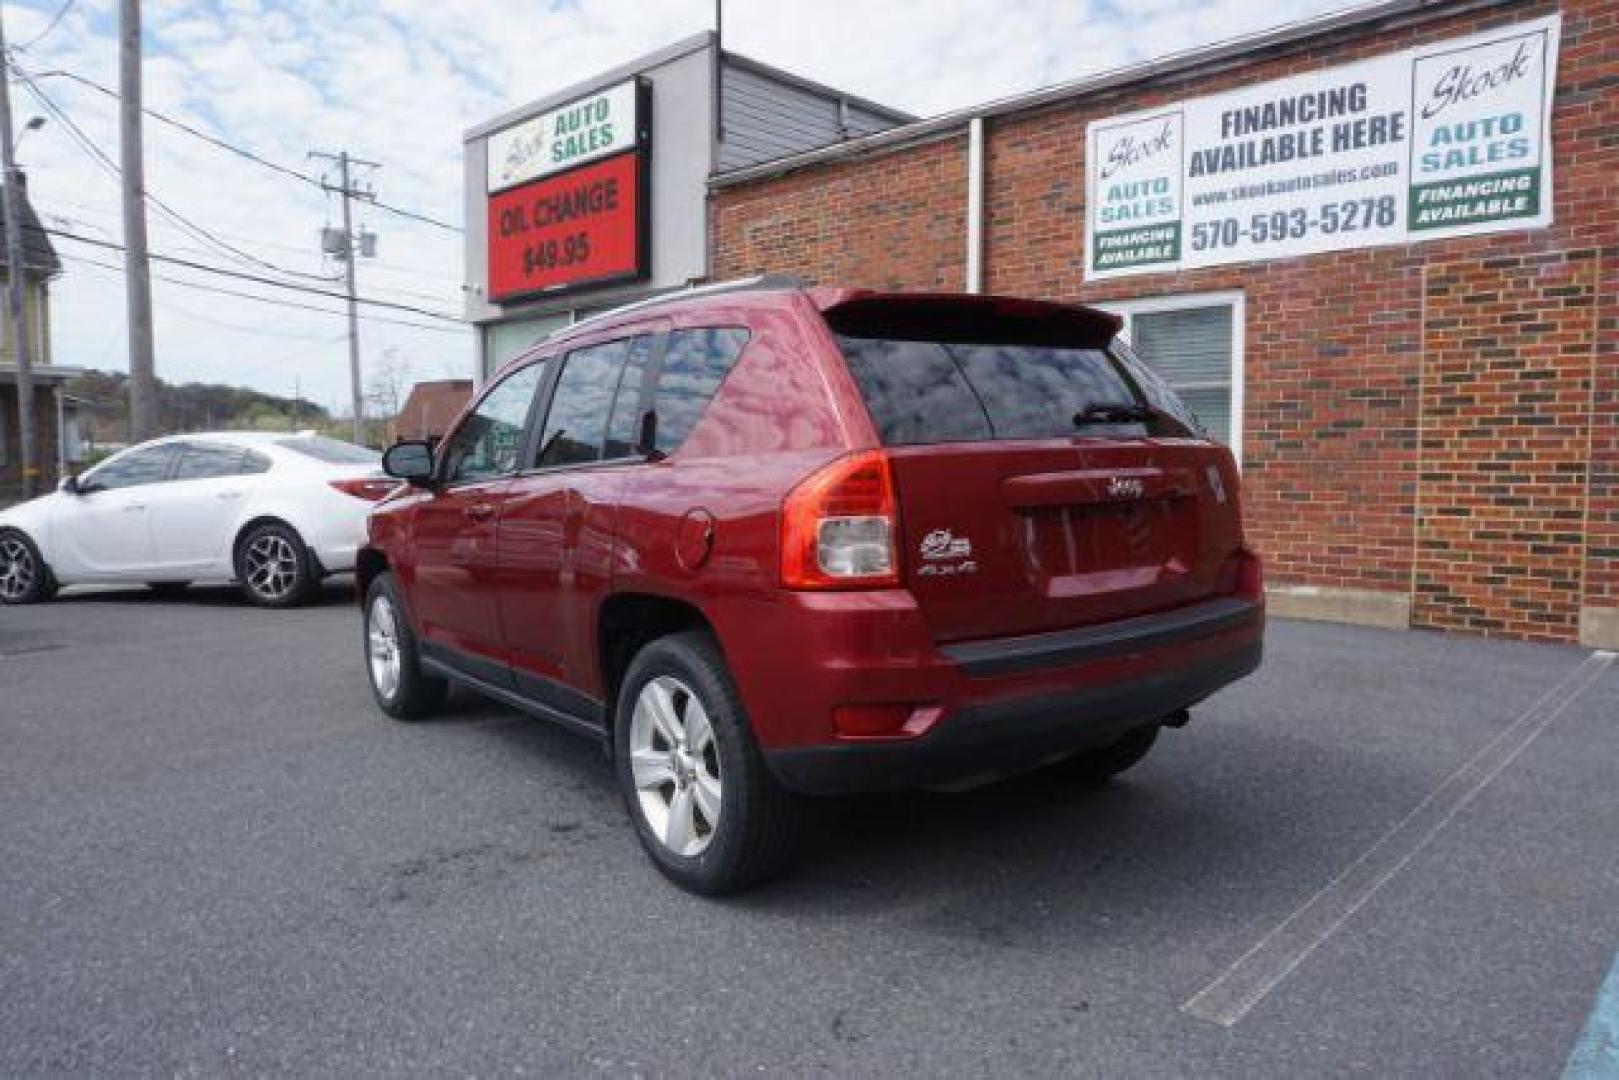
xmin=1084 ymin=14 xmax=1560 ymax=280
xmin=485 ymin=79 xmax=651 ymax=300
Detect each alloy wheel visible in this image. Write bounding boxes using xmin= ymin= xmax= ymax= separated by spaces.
xmin=0 ymin=537 xmax=36 ymax=601
xmin=629 ymin=675 xmax=723 ymax=858
xmin=367 ymin=594 xmax=403 ymax=701
xmin=244 ymin=534 xmax=299 ymax=601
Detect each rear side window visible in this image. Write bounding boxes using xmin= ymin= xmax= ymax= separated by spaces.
xmin=603 ymin=336 xmax=657 ymax=459
xmin=536 ymin=341 xmax=628 ymax=468
xmin=275 ymin=436 xmax=379 ymax=464
xmin=651 ymin=328 xmax=748 ymax=455
xmin=172 ymin=441 xmax=248 ymax=481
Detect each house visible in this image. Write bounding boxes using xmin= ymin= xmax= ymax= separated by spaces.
xmin=0 ymin=177 xmax=79 ymax=503
xmin=396 ymin=379 xmax=473 ymax=444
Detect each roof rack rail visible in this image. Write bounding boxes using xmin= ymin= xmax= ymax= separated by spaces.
xmin=550 ymin=274 xmax=806 ymax=340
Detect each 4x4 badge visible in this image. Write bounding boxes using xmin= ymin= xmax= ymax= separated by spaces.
xmin=920 ymin=528 xmax=972 ymax=561
xmin=1107 ymin=476 xmax=1146 ymax=499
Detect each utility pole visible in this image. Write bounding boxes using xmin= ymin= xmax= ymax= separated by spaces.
xmin=119 ymin=0 xmax=158 ymax=442
xmin=311 ymin=150 xmax=377 ymax=446
xmin=0 ymin=7 xmax=39 ymax=497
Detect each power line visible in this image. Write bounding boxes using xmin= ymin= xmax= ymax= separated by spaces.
xmin=59 ymin=250 xmax=470 ymax=334
xmin=40 ymin=192 xmax=465 ymax=282
xmin=41 ymin=201 xmax=462 ymax=306
xmin=21 ymin=65 xmax=462 ymax=232
xmin=15 ymin=0 xmax=74 ymax=50
xmin=11 ymin=61 xmax=345 ymax=283
xmin=41 ymin=224 xmax=466 ymax=323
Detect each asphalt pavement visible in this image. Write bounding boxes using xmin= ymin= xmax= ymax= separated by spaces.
xmin=2 ymin=584 xmax=1615 ymax=1076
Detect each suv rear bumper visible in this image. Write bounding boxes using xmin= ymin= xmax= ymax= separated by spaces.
xmin=742 ymin=596 xmax=1262 ymax=795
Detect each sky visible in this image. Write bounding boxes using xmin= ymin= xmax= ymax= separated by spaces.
xmin=11 ymin=0 xmax=1350 ymax=417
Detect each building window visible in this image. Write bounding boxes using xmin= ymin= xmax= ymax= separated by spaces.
xmin=482 ymin=313 xmax=573 ymax=380
xmin=1100 ymin=292 xmax=1244 ymax=463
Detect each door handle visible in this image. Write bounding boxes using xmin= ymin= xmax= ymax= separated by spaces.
xmin=216 ymin=491 xmax=243 ymax=500
xmin=123 ymin=503 xmax=146 ymax=512
xmin=464 ymin=503 xmax=496 ymax=523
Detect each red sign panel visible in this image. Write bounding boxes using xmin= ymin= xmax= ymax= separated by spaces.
xmin=487 ymin=150 xmax=646 ymax=301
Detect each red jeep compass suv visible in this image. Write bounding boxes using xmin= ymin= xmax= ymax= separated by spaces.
xmin=360 ymin=280 xmax=1263 ymax=893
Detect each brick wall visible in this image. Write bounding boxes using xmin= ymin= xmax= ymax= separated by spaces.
xmin=711 ymin=0 xmax=1619 ymax=644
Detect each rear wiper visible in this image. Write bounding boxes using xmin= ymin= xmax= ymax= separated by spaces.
xmin=1073 ymin=401 xmax=1156 ymax=426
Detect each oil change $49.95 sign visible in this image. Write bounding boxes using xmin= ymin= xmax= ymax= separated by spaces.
xmin=487 ymin=150 xmax=646 ymax=301
xmin=1084 ymin=13 xmax=1561 ymax=280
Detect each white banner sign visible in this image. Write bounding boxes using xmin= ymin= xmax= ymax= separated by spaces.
xmin=487 ymin=79 xmax=641 ymax=193
xmin=1085 ymin=14 xmax=1560 ymax=280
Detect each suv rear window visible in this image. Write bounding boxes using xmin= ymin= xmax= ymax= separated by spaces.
xmin=836 ymin=336 xmax=1150 ymax=446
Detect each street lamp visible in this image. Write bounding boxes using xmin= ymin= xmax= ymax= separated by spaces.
xmin=13 ymin=116 xmax=44 ymax=154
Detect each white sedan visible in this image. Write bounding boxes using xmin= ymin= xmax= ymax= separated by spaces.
xmin=0 ymin=432 xmax=396 ymax=608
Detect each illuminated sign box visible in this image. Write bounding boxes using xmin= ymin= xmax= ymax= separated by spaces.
xmin=487 ymin=78 xmax=644 ymax=193
xmin=487 ymin=149 xmax=649 ymax=301
xmin=484 ymin=78 xmax=651 ymax=302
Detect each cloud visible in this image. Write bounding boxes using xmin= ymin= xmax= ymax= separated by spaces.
xmin=18 ymin=0 xmax=1345 ymax=417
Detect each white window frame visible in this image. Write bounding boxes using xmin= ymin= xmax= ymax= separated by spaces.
xmin=1098 ymin=290 xmax=1245 ymax=467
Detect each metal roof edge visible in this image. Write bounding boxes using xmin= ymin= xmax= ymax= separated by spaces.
xmin=464 ymin=31 xmax=715 ymax=142
xmin=711 ymin=0 xmax=1515 ymax=189
xmin=719 ymin=51 xmax=918 ymax=124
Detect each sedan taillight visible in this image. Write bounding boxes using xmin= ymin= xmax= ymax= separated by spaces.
xmin=329 ymin=478 xmax=400 ymax=502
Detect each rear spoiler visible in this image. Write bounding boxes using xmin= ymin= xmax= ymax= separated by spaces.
xmin=811 ymin=289 xmax=1123 ymax=346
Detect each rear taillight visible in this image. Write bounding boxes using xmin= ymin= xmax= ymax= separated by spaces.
xmin=781 ymin=450 xmax=899 ymax=589
xmin=329 ymin=478 xmax=400 ymax=502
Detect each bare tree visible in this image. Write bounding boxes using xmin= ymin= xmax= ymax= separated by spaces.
xmin=364 ymin=348 xmax=413 ymax=447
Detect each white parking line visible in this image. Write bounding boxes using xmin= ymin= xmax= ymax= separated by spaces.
xmin=1183 ymin=649 xmax=1616 ymax=1028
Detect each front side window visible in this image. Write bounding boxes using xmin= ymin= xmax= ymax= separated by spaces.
xmin=85 ymin=444 xmax=177 ymax=491
xmin=535 ymin=341 xmax=629 ymax=469
xmin=442 ymin=363 xmax=544 ymax=483
xmin=651 ymin=328 xmax=749 ymax=454
xmin=171 ymin=441 xmax=249 ymax=481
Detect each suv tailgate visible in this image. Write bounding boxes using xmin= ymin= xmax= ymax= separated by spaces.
xmin=824 ymin=293 xmax=1245 ymax=645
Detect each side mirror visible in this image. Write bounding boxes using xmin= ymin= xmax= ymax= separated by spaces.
xmin=58 ymin=474 xmax=81 ymax=495
xmin=382 ymin=440 xmax=436 ymax=487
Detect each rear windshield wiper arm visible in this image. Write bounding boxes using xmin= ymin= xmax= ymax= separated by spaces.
xmin=1073 ymin=401 xmax=1157 ymax=426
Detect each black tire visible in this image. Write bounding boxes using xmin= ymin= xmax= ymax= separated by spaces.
xmin=0 ymin=528 xmax=55 ymax=605
xmin=614 ymin=631 xmax=804 ymax=895
xmin=234 ymin=521 xmax=316 ymax=608
xmin=1046 ymin=724 xmax=1160 ymax=784
xmin=363 ymin=571 xmax=447 ymax=720
xmin=146 ymin=581 xmax=191 ymax=596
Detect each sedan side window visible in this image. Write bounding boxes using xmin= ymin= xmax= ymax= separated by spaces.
xmin=172 ymin=441 xmax=250 ymax=481
xmin=441 ymin=363 xmax=544 ymax=483
xmin=84 ymin=444 xmax=178 ymax=491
